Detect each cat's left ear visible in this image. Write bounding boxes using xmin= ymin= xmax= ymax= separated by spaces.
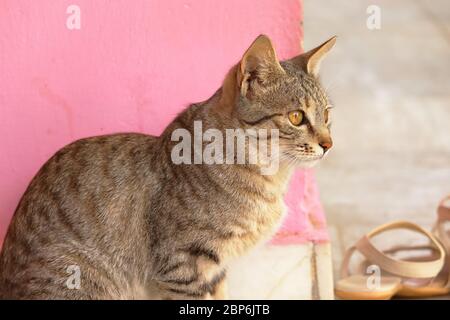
xmin=289 ymin=36 xmax=337 ymax=77
xmin=237 ymin=35 xmax=285 ymax=98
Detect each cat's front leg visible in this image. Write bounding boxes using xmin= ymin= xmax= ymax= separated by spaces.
xmin=156 ymin=276 xmax=227 ymax=300
xmin=153 ymin=256 xmax=228 ymax=300
xmin=210 ymin=275 xmax=228 ymax=300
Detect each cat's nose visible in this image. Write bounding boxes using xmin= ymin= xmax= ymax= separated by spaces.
xmin=319 ymin=140 xmax=333 ymax=152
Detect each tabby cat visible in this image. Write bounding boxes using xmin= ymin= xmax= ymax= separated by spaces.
xmin=0 ymin=35 xmax=335 ymax=299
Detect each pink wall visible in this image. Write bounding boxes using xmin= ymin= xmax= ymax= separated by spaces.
xmin=0 ymin=0 xmax=326 ymax=246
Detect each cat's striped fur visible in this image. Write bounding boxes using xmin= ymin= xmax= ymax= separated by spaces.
xmin=0 ymin=35 xmax=335 ymax=299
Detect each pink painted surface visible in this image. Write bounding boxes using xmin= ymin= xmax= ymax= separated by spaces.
xmin=0 ymin=0 xmax=328 ymax=246
xmin=271 ymin=170 xmax=329 ymax=245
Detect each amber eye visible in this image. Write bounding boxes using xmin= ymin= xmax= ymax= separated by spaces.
xmin=324 ymin=109 xmax=329 ymax=124
xmin=288 ymin=111 xmax=303 ymax=126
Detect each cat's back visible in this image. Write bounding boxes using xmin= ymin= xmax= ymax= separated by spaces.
xmin=0 ymin=133 xmax=160 ymax=299
xmin=13 ymin=132 xmax=160 ymax=222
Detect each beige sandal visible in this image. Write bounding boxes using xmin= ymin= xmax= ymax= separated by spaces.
xmin=383 ymin=196 xmax=450 ymax=297
xmin=335 ymin=220 xmax=447 ymax=300
xmin=434 ymin=195 xmax=450 ymax=252
xmin=429 ymin=195 xmax=450 ymax=294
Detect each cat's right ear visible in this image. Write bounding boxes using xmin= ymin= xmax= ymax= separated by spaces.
xmin=237 ymin=35 xmax=285 ymax=99
xmin=289 ymin=36 xmax=337 ymax=77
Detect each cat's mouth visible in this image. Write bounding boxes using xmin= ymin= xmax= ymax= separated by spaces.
xmin=297 ymin=157 xmax=322 ymax=168
xmin=280 ymin=152 xmax=324 ymax=168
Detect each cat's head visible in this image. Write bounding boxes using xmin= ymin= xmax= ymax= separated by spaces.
xmin=229 ymin=35 xmax=336 ymax=168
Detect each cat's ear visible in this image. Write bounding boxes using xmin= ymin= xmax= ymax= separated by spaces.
xmin=289 ymin=36 xmax=336 ymax=77
xmin=237 ymin=34 xmax=285 ymax=98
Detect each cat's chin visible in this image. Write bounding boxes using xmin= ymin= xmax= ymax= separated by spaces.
xmin=279 ymin=157 xmax=322 ymax=169
xmin=296 ymin=159 xmax=321 ymax=168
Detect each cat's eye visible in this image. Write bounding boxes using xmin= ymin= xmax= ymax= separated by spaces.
xmin=288 ymin=111 xmax=304 ymax=126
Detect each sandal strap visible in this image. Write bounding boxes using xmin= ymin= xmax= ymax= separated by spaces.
xmin=437 ymin=195 xmax=450 ymax=222
xmin=341 ymin=221 xmax=446 ymax=279
xmin=435 ymin=195 xmax=450 ymax=249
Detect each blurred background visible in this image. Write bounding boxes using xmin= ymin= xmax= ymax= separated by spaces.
xmin=304 ymin=0 xmax=450 ymax=283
